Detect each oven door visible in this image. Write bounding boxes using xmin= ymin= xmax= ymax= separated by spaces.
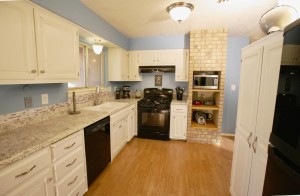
xmin=138 ymin=108 xmax=170 ymax=140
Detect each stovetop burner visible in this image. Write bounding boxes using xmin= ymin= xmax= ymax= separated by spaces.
xmin=138 ymin=88 xmax=173 ymax=110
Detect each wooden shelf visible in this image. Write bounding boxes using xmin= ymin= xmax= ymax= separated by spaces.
xmin=192 ymin=105 xmax=219 ymax=110
xmin=192 ymin=89 xmax=220 ymax=93
xmin=191 ymin=120 xmax=218 ymax=130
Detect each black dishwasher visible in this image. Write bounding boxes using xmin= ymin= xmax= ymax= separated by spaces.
xmin=84 ymin=116 xmax=110 ymax=186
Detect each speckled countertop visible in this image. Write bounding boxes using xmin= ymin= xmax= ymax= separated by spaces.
xmin=171 ymin=99 xmax=188 ymax=105
xmin=0 ymin=99 xmax=139 ymax=169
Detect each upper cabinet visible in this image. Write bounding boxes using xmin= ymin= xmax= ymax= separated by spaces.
xmin=128 ymin=51 xmax=142 ymax=81
xmin=138 ymin=50 xmax=178 ymax=66
xmin=108 ymin=48 xmax=129 ymax=81
xmin=0 ymin=1 xmax=79 ymax=84
xmin=175 ymin=49 xmax=189 ymax=82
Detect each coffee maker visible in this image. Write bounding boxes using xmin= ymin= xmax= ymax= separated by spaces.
xmin=122 ymin=86 xmax=130 ymax=99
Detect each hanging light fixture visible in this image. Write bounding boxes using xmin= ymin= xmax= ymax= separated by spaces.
xmin=92 ymin=40 xmax=103 ymax=55
xmin=166 ymin=2 xmax=194 ymax=23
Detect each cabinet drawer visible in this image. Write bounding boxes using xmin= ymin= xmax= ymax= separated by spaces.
xmin=53 ymin=146 xmax=84 ymax=182
xmin=68 ymin=178 xmax=87 ymax=196
xmin=0 ymin=148 xmax=51 ymax=195
xmin=171 ymin=105 xmax=187 ymax=113
xmin=51 ymin=131 xmax=83 ymax=162
xmin=55 ymin=164 xmax=85 ymax=196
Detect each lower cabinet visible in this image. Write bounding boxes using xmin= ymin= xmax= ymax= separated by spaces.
xmin=170 ymin=103 xmax=188 ymax=140
xmin=110 ymin=107 xmax=129 ymax=160
xmin=127 ymin=103 xmax=137 ymax=142
xmin=50 ymin=130 xmax=88 ymax=196
xmin=0 ymin=148 xmax=54 ymax=196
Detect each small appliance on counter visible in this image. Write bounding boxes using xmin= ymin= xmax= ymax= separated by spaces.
xmin=115 ymin=88 xmax=121 ymax=99
xmin=122 ymin=85 xmax=130 ymax=99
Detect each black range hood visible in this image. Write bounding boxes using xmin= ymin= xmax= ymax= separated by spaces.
xmin=139 ymin=66 xmax=175 ymax=73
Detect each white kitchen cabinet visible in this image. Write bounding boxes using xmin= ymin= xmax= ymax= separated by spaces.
xmin=110 ymin=107 xmax=129 ymax=160
xmin=0 ymin=1 xmax=37 ymax=81
xmin=175 ymin=49 xmax=189 ymax=82
xmin=50 ymin=130 xmax=88 ymax=196
xmin=108 ymin=48 xmax=129 ymax=81
xmin=170 ymin=103 xmax=187 ymax=140
xmin=127 ymin=103 xmax=137 ymax=142
xmin=0 ymin=1 xmax=79 ymax=84
xmin=128 ymin=51 xmax=142 ymax=81
xmin=138 ymin=50 xmax=178 ymax=66
xmin=0 ymin=148 xmax=54 ymax=196
xmin=230 ymin=32 xmax=283 ymax=196
xmin=34 ymin=8 xmax=79 ymax=81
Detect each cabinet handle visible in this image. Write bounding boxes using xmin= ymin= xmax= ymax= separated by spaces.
xmin=252 ymin=136 xmax=258 ymax=153
xmin=31 ymin=70 xmax=37 ymax=73
xmin=247 ymin=132 xmax=252 ymax=148
xmin=40 ymin=70 xmax=45 ymax=73
xmin=68 ymin=175 xmax=78 ymax=186
xmin=119 ymin=125 xmax=122 ymax=128
xmin=15 ymin=165 xmax=36 ymax=179
xmin=64 ymin=142 xmax=75 ymax=150
xmin=47 ymin=177 xmax=53 ymax=183
xmin=66 ymin=158 xmax=77 ymax=167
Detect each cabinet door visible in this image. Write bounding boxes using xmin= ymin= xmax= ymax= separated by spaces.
xmin=248 ymin=37 xmax=283 ymax=196
xmin=170 ymin=113 xmax=187 ymax=139
xmin=139 ymin=51 xmax=157 ymax=66
xmin=120 ymin=119 xmax=128 ymax=148
xmin=128 ymin=52 xmax=142 ymax=81
xmin=0 ymin=2 xmax=37 ymax=82
xmin=156 ymin=50 xmax=177 ymax=65
xmin=231 ymin=46 xmax=263 ymax=196
xmin=111 ymin=124 xmax=120 ymax=160
xmin=230 ymin=131 xmax=254 ymax=196
xmin=34 ymin=9 xmax=79 ymax=81
xmin=121 ymin=50 xmax=129 ymax=81
xmin=175 ymin=50 xmax=189 ymax=81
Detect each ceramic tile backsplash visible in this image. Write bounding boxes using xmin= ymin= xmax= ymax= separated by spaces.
xmin=0 ymin=91 xmax=114 ymax=132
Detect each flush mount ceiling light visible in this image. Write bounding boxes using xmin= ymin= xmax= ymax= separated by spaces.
xmin=166 ymin=2 xmax=194 ymax=23
xmin=217 ymin=0 xmax=229 ymax=3
xmin=92 ymin=40 xmax=103 ymax=55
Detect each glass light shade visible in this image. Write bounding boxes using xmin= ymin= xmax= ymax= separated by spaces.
xmin=169 ymin=6 xmax=192 ymax=22
xmin=92 ymin=44 xmax=103 ymax=55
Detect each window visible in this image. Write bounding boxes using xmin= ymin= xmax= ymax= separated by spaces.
xmin=68 ymin=44 xmax=103 ymax=88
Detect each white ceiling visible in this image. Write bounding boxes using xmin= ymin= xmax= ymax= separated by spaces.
xmin=80 ymin=0 xmax=299 ymax=42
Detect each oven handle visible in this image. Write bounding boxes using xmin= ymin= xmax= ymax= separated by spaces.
xmin=138 ymin=108 xmax=170 ymax=113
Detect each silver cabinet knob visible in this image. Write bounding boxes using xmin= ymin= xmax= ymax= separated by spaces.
xmin=40 ymin=70 xmax=45 ymax=74
xmin=31 ymin=70 xmax=36 ymax=73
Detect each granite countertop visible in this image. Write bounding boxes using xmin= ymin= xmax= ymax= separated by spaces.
xmin=171 ymin=99 xmax=188 ymax=105
xmin=0 ymin=99 xmax=139 ymax=169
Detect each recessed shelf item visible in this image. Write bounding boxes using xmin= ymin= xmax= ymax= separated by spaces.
xmin=192 ymin=105 xmax=219 ymax=110
xmin=191 ymin=120 xmax=218 ymax=130
xmin=192 ymin=89 xmax=220 ymax=93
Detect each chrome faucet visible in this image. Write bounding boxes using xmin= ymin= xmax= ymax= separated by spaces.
xmin=93 ymin=86 xmax=103 ymax=106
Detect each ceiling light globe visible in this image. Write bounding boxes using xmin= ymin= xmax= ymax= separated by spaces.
xmin=92 ymin=44 xmax=103 ymax=55
xmin=170 ymin=6 xmax=192 ymax=22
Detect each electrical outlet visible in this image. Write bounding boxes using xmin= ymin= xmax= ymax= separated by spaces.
xmin=41 ymin=94 xmax=48 ymax=105
xmin=231 ymin=84 xmax=236 ymax=91
xmin=24 ymin=97 xmax=32 ymax=108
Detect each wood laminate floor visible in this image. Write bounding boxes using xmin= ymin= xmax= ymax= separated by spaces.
xmin=85 ymin=137 xmax=234 ymax=196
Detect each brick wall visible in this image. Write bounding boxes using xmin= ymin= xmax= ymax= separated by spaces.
xmin=187 ymin=29 xmax=227 ymax=143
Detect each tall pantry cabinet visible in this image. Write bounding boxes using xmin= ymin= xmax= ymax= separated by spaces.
xmin=230 ymin=32 xmax=283 ymax=196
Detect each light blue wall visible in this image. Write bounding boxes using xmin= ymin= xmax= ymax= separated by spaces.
xmin=129 ymin=34 xmax=190 ymax=50
xmin=0 ymin=84 xmax=67 ymax=115
xmin=32 ymin=0 xmax=129 ymax=50
xmin=222 ymin=37 xmax=249 ymax=134
xmin=111 ymin=73 xmax=188 ymax=94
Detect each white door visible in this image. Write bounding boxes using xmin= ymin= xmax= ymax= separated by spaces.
xmin=230 ymin=45 xmax=264 ymax=196
xmin=156 ymin=50 xmax=177 ymax=65
xmin=34 ymin=9 xmax=79 ymax=81
xmin=139 ymin=51 xmax=156 ymax=66
xmin=111 ymin=124 xmax=120 ymax=160
xmin=248 ymin=37 xmax=283 ymax=196
xmin=0 ymin=1 xmax=37 ymax=81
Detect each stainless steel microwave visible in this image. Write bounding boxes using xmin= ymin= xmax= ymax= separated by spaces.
xmin=193 ymin=74 xmax=219 ymax=89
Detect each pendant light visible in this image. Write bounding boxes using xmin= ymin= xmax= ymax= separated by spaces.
xmin=92 ymin=40 xmax=103 ymax=55
xmin=166 ymin=2 xmax=194 ymax=23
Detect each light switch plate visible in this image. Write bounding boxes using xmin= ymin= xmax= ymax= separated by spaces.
xmin=231 ymin=84 xmax=236 ymax=91
xmin=41 ymin=94 xmax=48 ymax=105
